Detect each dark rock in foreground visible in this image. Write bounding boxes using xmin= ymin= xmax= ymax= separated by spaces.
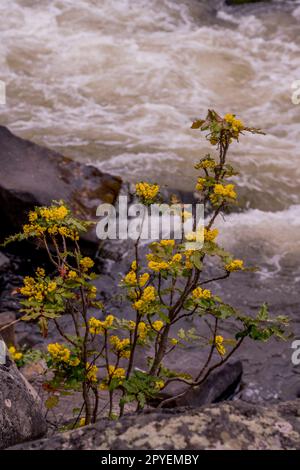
xmin=0 ymin=126 xmax=122 ymax=248
xmin=9 ymin=399 xmax=300 ymax=450
xmin=155 ymin=361 xmax=243 ymax=408
xmin=0 ymin=338 xmax=47 ymax=449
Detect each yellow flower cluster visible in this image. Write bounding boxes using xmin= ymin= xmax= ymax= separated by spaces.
xmin=39 ymin=205 xmax=69 ymax=221
xmin=86 ymin=363 xmax=98 ymax=382
xmin=20 ymin=276 xmax=57 ymax=301
xmin=110 ymin=335 xmax=131 ymax=359
xmin=224 ymin=113 xmax=244 ymax=134
xmin=184 ymin=250 xmax=193 ymax=270
xmin=133 ymin=286 xmax=157 ymax=312
xmin=171 ymin=254 xmax=182 ymax=263
xmin=160 ymin=239 xmax=175 ymax=248
xmin=192 ymin=287 xmax=212 ymax=300
xmin=124 ymin=271 xmax=149 ymax=287
xmin=215 ymin=335 xmax=226 ymax=356
xmin=48 ymin=343 xmax=71 ymax=363
xmin=80 ymin=257 xmax=94 ymax=271
xmin=195 ymin=177 xmax=206 ymax=192
xmin=155 ymin=380 xmax=165 ymax=390
xmin=225 ymin=259 xmax=244 ymax=272
xmin=147 ymin=259 xmax=169 ymax=272
xmin=210 ymin=183 xmax=237 ymax=205
xmin=24 ymin=205 xmax=79 ymax=240
xmin=8 ymin=346 xmax=23 ymax=362
xmin=137 ymin=321 xmax=149 ymax=341
xmin=36 ymin=267 xmax=45 ymax=277
xmin=152 ymin=320 xmax=164 ymax=332
xmin=204 ymin=228 xmax=219 ymax=242
xmin=67 ymin=270 xmax=78 ymax=280
xmin=88 ymin=315 xmax=115 ymax=335
xmin=98 ymin=366 xmax=126 ymax=388
xmin=200 ymin=159 xmax=216 ymax=170
xmin=23 ymin=224 xmax=46 ymax=237
xmin=135 ymin=182 xmax=159 ymax=203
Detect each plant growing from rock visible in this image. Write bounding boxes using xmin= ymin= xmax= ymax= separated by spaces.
xmin=3 ymin=110 xmax=289 ymax=425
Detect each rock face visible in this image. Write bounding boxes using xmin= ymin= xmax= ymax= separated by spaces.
xmin=0 ymin=126 xmax=122 ymax=246
xmin=0 ymin=338 xmax=47 ymax=449
xmin=156 ymin=361 xmax=243 ymax=408
xmin=8 ymin=399 xmax=300 ymax=450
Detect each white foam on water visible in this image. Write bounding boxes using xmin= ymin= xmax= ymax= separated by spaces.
xmin=0 ymin=0 xmax=299 ymax=263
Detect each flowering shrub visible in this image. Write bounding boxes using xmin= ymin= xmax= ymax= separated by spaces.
xmin=3 ymin=110 xmax=289 ymax=425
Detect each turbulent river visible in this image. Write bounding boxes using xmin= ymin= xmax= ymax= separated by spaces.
xmin=0 ymin=0 xmax=300 ymax=400
xmin=1 ymin=0 xmax=300 ymax=275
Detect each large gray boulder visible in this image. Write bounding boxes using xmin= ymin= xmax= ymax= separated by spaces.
xmin=0 ymin=338 xmax=47 ymax=449
xmin=8 ymin=399 xmax=300 ymax=450
xmin=0 ymin=126 xmax=122 ymax=247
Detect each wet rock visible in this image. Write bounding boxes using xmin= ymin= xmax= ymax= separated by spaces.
xmin=0 ymin=338 xmax=47 ymax=449
xmin=0 ymin=312 xmax=16 ymax=347
xmin=8 ymin=399 xmax=300 ymax=450
xmin=151 ymin=361 xmax=243 ymax=408
xmin=0 ymin=126 xmax=122 ymax=249
xmin=0 ymin=253 xmax=10 ymax=272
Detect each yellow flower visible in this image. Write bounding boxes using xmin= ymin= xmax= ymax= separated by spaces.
xmin=170 ymin=338 xmax=178 ymax=346
xmin=58 ymin=226 xmax=69 ymax=237
xmin=127 ymin=320 xmax=136 ymax=330
xmin=192 ymin=287 xmax=212 ymax=300
xmin=108 ymin=365 xmax=126 ymax=382
xmin=80 ymin=257 xmax=94 ymax=271
xmin=69 ymin=357 xmax=80 ymax=367
xmin=171 ymin=253 xmax=182 ymax=263
xmin=86 ymin=363 xmax=98 ymax=382
xmin=110 ymin=336 xmax=130 ymax=358
xmin=88 ymin=315 xmax=114 ymax=335
xmin=225 ymin=259 xmax=244 ymax=272
xmin=195 ymin=177 xmax=206 ymax=192
xmin=137 ymin=322 xmax=149 ymax=341
xmin=67 ymin=270 xmax=78 ymax=279
xmin=139 ymin=272 xmax=149 ymax=287
xmin=224 ymin=114 xmax=244 ymax=135
xmin=9 ymin=346 xmax=23 ymax=362
xmin=131 ymin=260 xmax=137 ymax=271
xmin=105 ymin=315 xmax=114 ymax=327
xmin=124 ymin=270 xmax=137 ymax=286
xmin=88 ymin=317 xmax=104 ymax=335
xmin=40 ymin=205 xmax=68 ymax=221
xmin=136 ymin=182 xmax=159 ymax=203
xmin=148 ymin=260 xmax=169 ymax=272
xmin=28 ymin=211 xmax=38 ymax=222
xmin=160 ymin=239 xmax=175 ymax=247
xmin=200 ymin=159 xmax=216 ymax=169
xmin=155 ymin=380 xmax=165 ymax=390
xmin=79 ymin=418 xmax=86 ymax=427
xmin=142 ymin=286 xmax=156 ymax=302
xmin=47 ymin=281 xmax=57 ymax=293
xmin=215 ymin=335 xmax=226 ymax=356
xmin=204 ymin=228 xmax=218 ymax=242
xmin=35 ymin=291 xmax=44 ymax=302
xmin=152 ymin=320 xmax=164 ymax=332
xmin=88 ymin=285 xmax=97 ymax=299
xmin=48 ymin=343 xmax=71 ymax=363
xmin=210 ymin=183 xmax=237 ymax=205
xmin=36 ymin=267 xmax=45 ymax=277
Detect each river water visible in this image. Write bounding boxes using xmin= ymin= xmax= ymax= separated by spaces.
xmin=0 ymin=0 xmax=300 ymax=399
xmin=0 ymin=0 xmax=300 ymax=271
